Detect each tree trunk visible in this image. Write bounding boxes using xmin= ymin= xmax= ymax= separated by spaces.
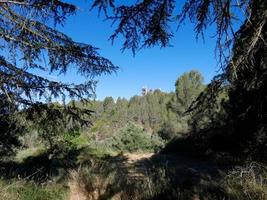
xmin=227 ymin=0 xmax=267 ymax=160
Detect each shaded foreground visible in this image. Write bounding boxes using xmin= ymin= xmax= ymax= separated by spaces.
xmin=0 ymin=150 xmax=266 ymax=200
xmin=68 ymin=153 xmax=266 ymax=200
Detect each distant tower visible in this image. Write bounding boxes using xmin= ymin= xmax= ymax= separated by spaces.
xmin=141 ymin=87 xmax=154 ymax=95
xmin=141 ymin=87 xmax=148 ymax=96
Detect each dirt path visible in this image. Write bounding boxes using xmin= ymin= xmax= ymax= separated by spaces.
xmin=69 ymin=181 xmax=88 ymax=200
xmin=123 ymin=152 xmax=154 ymax=162
xmin=68 ymin=152 xmax=221 ymax=200
xmin=69 ymin=153 xmax=155 ymax=200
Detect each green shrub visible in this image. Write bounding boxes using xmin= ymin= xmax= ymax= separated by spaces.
xmin=158 ymin=120 xmax=185 ymax=141
xmin=77 ymin=143 xmax=114 ymax=162
xmin=63 ymin=131 xmax=89 ymax=151
xmin=111 ymin=122 xmax=163 ymax=153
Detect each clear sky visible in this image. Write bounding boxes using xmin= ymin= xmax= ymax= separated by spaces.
xmin=59 ymin=0 xmax=222 ymax=100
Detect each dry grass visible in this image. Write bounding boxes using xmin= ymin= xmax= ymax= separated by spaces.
xmin=68 ymin=153 xmax=224 ymax=200
xmin=69 ymin=170 xmax=89 ymax=200
xmin=69 ymin=151 xmax=267 ymax=200
xmin=223 ymin=162 xmax=267 ymax=200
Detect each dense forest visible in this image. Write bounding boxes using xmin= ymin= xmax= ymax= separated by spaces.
xmin=7 ymin=70 xmax=206 ymax=158
xmin=78 ymin=70 xmax=205 ymax=143
xmin=0 ymin=0 xmax=267 ymax=199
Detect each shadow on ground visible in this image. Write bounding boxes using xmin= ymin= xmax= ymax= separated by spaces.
xmin=73 ymin=151 xmax=229 ymax=200
xmin=0 ymin=147 xmax=82 ymax=183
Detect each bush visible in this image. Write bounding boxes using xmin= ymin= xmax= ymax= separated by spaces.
xmin=158 ymin=120 xmax=185 ymax=141
xmin=63 ymin=131 xmax=89 ymax=151
xmin=111 ymin=123 xmax=163 ymax=153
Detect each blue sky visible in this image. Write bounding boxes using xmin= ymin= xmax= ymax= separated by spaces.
xmin=59 ymin=0 xmax=223 ymax=100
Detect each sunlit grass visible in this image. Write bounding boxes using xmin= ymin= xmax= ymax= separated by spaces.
xmin=15 ymin=147 xmax=46 ymax=163
xmin=0 ymin=180 xmax=69 ymax=200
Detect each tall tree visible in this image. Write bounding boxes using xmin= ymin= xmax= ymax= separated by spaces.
xmin=170 ymin=70 xmax=205 ymax=115
xmin=103 ymin=96 xmax=115 ymax=114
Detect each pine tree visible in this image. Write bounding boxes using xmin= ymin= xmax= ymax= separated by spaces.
xmin=0 ymin=1 xmax=117 ymax=154
xmin=0 ymin=1 xmax=117 ymax=112
xmin=171 ymin=70 xmax=205 ymax=115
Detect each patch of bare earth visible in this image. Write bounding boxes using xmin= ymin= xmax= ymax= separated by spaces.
xmin=69 ymin=171 xmax=89 ymax=200
xmin=68 ymin=153 xmax=154 ymax=200
xmin=68 ymin=153 xmax=221 ymax=200
xmin=124 ymin=152 xmax=154 ymax=162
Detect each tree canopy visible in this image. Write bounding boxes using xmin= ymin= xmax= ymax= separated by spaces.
xmin=0 ymin=0 xmax=118 ymax=110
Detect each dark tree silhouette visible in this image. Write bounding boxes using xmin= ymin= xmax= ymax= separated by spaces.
xmin=0 ymin=94 xmax=24 ymax=157
xmin=225 ymin=0 xmax=267 ymax=159
xmin=0 ymin=0 xmax=118 ymax=109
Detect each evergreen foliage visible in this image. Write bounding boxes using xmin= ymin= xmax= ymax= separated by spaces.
xmin=0 ymin=1 xmax=117 ymax=107
xmin=81 ymin=70 xmax=205 ymax=143
xmin=0 ymin=0 xmax=117 ymax=154
xmin=0 ymin=95 xmax=25 ymax=157
xmin=111 ymin=122 xmax=162 ymax=153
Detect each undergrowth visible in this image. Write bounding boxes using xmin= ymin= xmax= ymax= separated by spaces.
xmin=0 ymin=180 xmax=69 ymax=200
xmin=70 ymin=154 xmax=267 ymax=200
